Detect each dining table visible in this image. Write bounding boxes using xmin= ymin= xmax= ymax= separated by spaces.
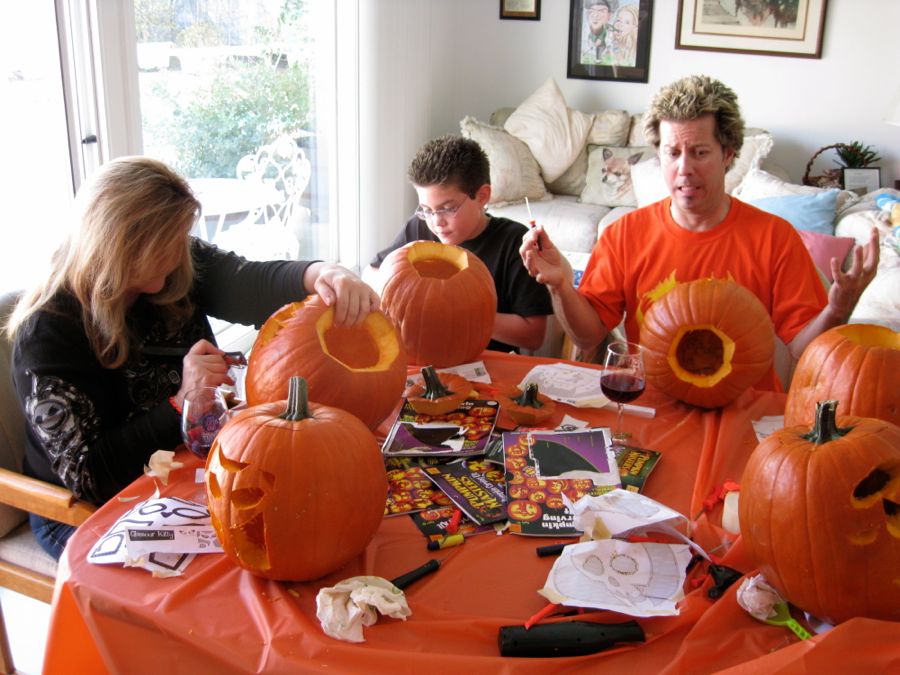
xmin=43 ymin=351 xmax=900 ymax=674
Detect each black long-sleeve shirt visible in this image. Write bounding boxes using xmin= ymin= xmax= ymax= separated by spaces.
xmin=12 ymin=239 xmax=313 ymax=504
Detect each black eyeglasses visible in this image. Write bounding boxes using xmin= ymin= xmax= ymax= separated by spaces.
xmin=414 ymin=196 xmax=470 ymax=221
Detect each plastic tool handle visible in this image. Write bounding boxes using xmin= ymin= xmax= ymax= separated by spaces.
xmin=390 ymin=559 xmax=440 ymax=590
xmin=498 ymin=620 xmax=645 ymax=658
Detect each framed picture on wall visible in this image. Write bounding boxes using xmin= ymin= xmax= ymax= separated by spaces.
xmin=500 ymin=0 xmax=541 ymax=21
xmin=567 ymin=0 xmax=654 ymax=83
xmin=675 ymin=0 xmax=828 ymax=58
xmin=842 ymin=168 xmax=881 ymax=195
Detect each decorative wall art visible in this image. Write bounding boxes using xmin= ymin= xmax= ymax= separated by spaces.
xmin=567 ymin=0 xmax=654 ymax=83
xmin=500 ymin=0 xmax=541 ymax=21
xmin=675 ymin=0 xmax=828 ymax=58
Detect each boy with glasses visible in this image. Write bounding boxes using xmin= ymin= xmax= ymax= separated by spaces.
xmin=365 ymin=135 xmax=551 ymax=353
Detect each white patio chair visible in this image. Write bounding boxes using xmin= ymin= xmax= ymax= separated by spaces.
xmin=214 ymin=134 xmax=312 ymax=261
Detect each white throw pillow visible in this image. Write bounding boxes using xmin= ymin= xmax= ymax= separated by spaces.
xmin=460 ymin=116 xmax=547 ymax=207
xmin=725 ymin=129 xmax=774 ymax=194
xmin=580 ymin=145 xmax=654 ymax=208
xmin=735 ymin=168 xmax=859 ymax=211
xmin=630 ymin=156 xmax=669 ymax=207
xmin=504 ymin=78 xmax=594 ymax=184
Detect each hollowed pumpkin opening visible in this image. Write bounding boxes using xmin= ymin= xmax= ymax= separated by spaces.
xmin=230 ymin=512 xmax=271 ymax=571
xmin=208 ymin=473 xmax=222 ymax=500
xmin=666 ymin=325 xmax=735 ymax=388
xmin=835 ymin=323 xmax=900 ymax=349
xmin=852 ymin=467 xmax=892 ymax=508
xmin=885 ymin=499 xmax=900 ymax=538
xmin=230 ymin=487 xmax=265 ymax=509
xmin=315 ymin=309 xmax=401 ymax=372
xmin=407 ymin=241 xmax=467 ymax=279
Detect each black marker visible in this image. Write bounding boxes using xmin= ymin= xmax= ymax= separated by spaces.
xmin=390 ymin=559 xmax=440 ymax=590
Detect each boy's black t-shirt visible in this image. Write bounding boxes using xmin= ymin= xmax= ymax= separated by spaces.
xmin=370 ymin=214 xmax=552 ymax=353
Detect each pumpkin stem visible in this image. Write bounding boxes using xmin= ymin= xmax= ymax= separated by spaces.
xmin=281 ymin=376 xmax=311 ymax=421
xmin=802 ymin=400 xmax=852 ymax=445
xmin=420 ymin=365 xmax=454 ymax=401
xmin=513 ymin=383 xmax=545 ymax=409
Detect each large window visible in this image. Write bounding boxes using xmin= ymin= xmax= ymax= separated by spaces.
xmin=1 ymin=0 xmax=360 ymax=297
xmin=0 ymin=3 xmax=77 ymax=292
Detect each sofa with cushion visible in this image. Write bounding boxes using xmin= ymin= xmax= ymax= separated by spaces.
xmin=460 ymin=78 xmax=900 ymax=356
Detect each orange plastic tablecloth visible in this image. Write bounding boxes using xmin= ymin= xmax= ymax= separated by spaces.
xmin=43 ymin=352 xmax=900 ymax=674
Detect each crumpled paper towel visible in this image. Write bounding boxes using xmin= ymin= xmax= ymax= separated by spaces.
xmin=736 ymin=574 xmax=782 ymax=621
xmin=315 ymin=576 xmax=412 ymax=642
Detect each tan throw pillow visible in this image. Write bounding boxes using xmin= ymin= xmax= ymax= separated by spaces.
xmin=460 ymin=116 xmax=547 ymax=207
xmin=580 ymin=145 xmax=654 ymax=208
xmin=587 ymin=110 xmax=632 ymax=146
xmin=504 ymin=78 xmax=594 ymax=184
xmin=627 ymin=113 xmax=647 ymax=146
xmin=546 ymin=145 xmax=588 ymax=197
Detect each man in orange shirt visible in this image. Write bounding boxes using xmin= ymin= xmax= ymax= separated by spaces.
xmin=519 ymin=75 xmax=879 ymax=390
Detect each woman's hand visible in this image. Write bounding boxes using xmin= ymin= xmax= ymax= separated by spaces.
xmin=305 ymin=262 xmax=379 ymax=325
xmin=173 ymin=339 xmax=231 ymax=409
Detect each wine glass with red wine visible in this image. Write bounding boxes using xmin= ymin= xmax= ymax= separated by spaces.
xmin=600 ymin=341 xmax=646 ymax=444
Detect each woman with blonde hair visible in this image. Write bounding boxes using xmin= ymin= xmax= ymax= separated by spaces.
xmin=609 ymin=3 xmax=639 ymax=67
xmin=7 ymin=156 xmax=376 ymax=558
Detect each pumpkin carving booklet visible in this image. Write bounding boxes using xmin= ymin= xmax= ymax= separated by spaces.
xmin=381 ymin=398 xmax=500 ymax=457
xmin=420 ymin=456 xmax=508 ymax=525
xmin=502 ymin=428 xmax=620 ymax=536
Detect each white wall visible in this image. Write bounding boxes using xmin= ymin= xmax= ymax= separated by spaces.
xmin=361 ymin=0 xmax=900 ymax=263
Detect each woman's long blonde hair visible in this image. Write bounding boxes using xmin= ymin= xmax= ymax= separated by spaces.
xmin=7 ymin=156 xmax=200 ymax=368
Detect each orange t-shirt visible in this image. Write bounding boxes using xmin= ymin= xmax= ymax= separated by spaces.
xmin=578 ymin=197 xmax=828 ymax=391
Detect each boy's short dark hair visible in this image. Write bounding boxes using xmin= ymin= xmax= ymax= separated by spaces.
xmin=407 ymin=135 xmax=490 ymax=198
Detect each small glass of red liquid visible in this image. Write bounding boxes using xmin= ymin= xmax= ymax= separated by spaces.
xmin=600 ymin=341 xmax=646 ymax=444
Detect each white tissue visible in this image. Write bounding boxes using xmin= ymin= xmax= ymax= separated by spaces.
xmin=315 ymin=576 xmax=412 ymax=642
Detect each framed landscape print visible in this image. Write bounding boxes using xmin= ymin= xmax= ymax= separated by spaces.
xmin=567 ymin=0 xmax=654 ymax=83
xmin=675 ymin=0 xmax=828 ymax=58
xmin=500 ymin=0 xmax=541 ymax=21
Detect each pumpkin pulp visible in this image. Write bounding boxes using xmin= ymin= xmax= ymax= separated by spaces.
xmin=835 ymin=323 xmax=900 ymax=349
xmin=667 ymin=324 xmax=736 ymax=388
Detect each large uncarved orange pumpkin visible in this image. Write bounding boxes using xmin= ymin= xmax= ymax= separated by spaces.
xmin=785 ymin=323 xmax=900 ymax=428
xmin=380 ymin=240 xmax=496 ymax=367
xmin=739 ymin=400 xmax=900 ymax=624
xmin=244 ymin=295 xmax=406 ymax=430
xmin=639 ymin=279 xmax=774 ymax=408
xmin=206 ymin=377 xmax=387 ymax=581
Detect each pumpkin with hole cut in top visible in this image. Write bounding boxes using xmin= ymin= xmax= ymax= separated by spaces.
xmin=380 ymin=240 xmax=497 ymax=367
xmin=244 ymin=295 xmax=406 ymax=430
xmin=497 ymin=383 xmax=556 ymax=426
xmin=639 ymin=278 xmax=774 ymax=408
xmin=785 ymin=323 xmax=900 ymax=428
xmin=206 ymin=376 xmax=387 ymax=581
xmin=405 ymin=365 xmax=472 ymax=415
xmin=738 ymin=400 xmax=900 ymax=624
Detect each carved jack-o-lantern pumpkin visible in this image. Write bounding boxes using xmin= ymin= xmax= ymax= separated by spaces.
xmin=739 ymin=400 xmax=900 ymax=624
xmin=245 ymin=295 xmax=406 ymax=430
xmin=639 ymin=279 xmax=774 ymax=408
xmin=206 ymin=377 xmax=387 ymax=581
xmin=785 ymin=323 xmax=900 ymax=428
xmin=380 ymin=240 xmax=497 ymax=367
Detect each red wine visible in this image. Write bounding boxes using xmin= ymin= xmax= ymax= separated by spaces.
xmin=601 ymin=372 xmax=645 ymax=404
